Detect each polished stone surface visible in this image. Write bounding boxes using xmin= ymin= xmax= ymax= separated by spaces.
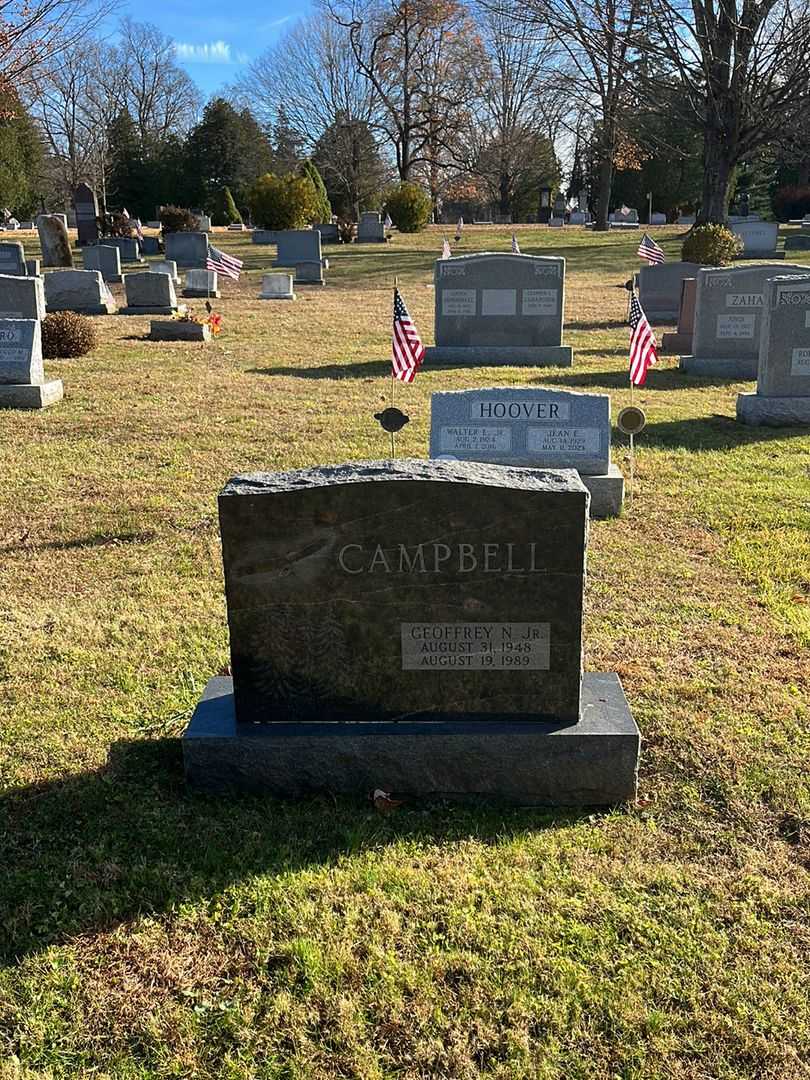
xmin=44 ymin=269 xmax=116 ymax=314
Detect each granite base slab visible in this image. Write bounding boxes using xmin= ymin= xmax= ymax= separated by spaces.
xmin=149 ymin=320 xmax=211 ymax=341
xmin=259 ymin=293 xmax=296 ymax=300
xmin=679 ymin=355 xmax=756 ymax=379
xmin=735 ymin=250 xmax=785 ymax=260
xmin=120 ymin=306 xmax=178 ymax=315
xmin=182 ymin=289 xmax=221 ymax=299
xmin=0 ymin=380 xmax=63 ymax=408
xmin=581 ymin=464 xmax=624 ymax=518
xmin=46 ymin=303 xmax=116 ymax=315
xmin=424 ymin=346 xmax=574 ymax=368
xmin=785 ymin=236 xmax=810 ymax=251
xmin=182 ymin=673 xmax=640 ymax=806
xmin=736 ymin=392 xmax=810 ymax=426
xmin=660 ymin=331 xmax=692 ymax=355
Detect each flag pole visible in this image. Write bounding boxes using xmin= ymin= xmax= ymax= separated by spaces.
xmin=390 ymin=277 xmax=398 ymax=458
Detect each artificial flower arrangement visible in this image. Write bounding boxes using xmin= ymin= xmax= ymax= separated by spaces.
xmin=173 ymin=301 xmax=223 ymax=335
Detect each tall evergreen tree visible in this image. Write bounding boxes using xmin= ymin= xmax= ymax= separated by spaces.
xmin=185 ymin=98 xmax=272 ymax=210
xmin=0 ymin=90 xmax=44 ymax=216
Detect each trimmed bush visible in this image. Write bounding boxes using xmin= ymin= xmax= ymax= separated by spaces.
xmin=100 ymin=212 xmax=133 ymax=238
xmin=772 ymin=185 xmax=810 ymax=223
xmin=41 ymin=311 xmax=97 ymax=358
xmin=384 ymin=182 xmax=431 ymax=233
xmin=160 ymin=205 xmax=200 ymax=233
xmin=682 ymin=223 xmax=743 ymax=266
xmin=299 ymin=160 xmax=331 ymax=223
xmin=247 ymin=173 xmax=319 ymax=230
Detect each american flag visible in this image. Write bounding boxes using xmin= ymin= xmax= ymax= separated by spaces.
xmin=121 ymin=207 xmax=143 ymax=242
xmin=637 ymin=232 xmax=665 ymax=264
xmin=628 ymin=293 xmax=657 ymax=386
xmin=511 ymin=233 xmax=521 ymax=254
xmin=384 ymin=213 xmax=392 ymax=229
xmin=207 ymin=243 xmax=243 ymax=281
xmin=392 ymin=287 xmax=425 ymax=383
xmin=442 ymin=238 xmax=451 ymax=259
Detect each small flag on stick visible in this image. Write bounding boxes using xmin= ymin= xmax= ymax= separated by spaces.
xmin=392 ymin=287 xmax=425 ymax=383
xmin=628 ymin=293 xmax=657 ymax=387
xmin=637 ymin=232 xmax=665 ymax=264
xmin=511 ymin=233 xmax=521 ymax=254
xmin=442 ymin=238 xmax=451 ymax=260
xmin=207 ymin=244 xmax=243 ymax=281
xmin=384 ymin=212 xmax=392 ymax=229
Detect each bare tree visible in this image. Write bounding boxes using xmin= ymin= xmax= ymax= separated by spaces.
xmin=110 ymin=19 xmax=199 ymax=145
xmin=0 ymin=0 xmax=110 ymax=94
xmin=648 ymin=0 xmax=810 ymax=223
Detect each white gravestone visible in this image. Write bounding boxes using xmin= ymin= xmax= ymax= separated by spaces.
xmin=183 ymin=269 xmax=219 ymax=298
xmin=260 ymin=273 xmax=295 ymax=300
xmin=44 ymin=269 xmax=116 ymax=314
xmin=731 ymin=221 xmax=779 ymax=258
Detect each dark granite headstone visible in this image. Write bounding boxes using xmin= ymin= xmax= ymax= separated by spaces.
xmin=73 ymin=183 xmax=99 ymax=246
xmin=182 ymin=459 xmax=639 ymax=803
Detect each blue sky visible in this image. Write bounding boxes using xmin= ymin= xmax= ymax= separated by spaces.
xmin=110 ymin=0 xmax=309 ymax=97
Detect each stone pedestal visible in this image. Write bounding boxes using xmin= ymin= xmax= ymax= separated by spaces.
xmin=581 ymin=464 xmax=625 ymax=518
xmin=0 ymin=318 xmax=62 ymax=409
xmin=736 ymin=392 xmax=810 ymax=426
xmin=183 ymin=673 xmax=639 ymax=805
xmin=0 ymin=381 xmax=63 ymax=408
xmin=679 ymin=354 xmax=757 ymax=379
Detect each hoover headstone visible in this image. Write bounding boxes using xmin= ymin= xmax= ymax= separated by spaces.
xmin=0 ymin=319 xmax=62 ymax=409
xmin=737 ymin=275 xmax=810 ymax=426
xmin=680 ymin=263 xmax=809 ymax=377
xmin=424 ymin=253 xmax=572 ymax=367
xmin=429 ymin=387 xmax=623 ymax=517
xmin=183 ymin=459 xmax=639 ymax=804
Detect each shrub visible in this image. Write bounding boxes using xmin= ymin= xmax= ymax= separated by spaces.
xmin=41 ymin=311 xmax=97 ymax=358
xmin=384 ymin=182 xmax=431 ymax=233
xmin=337 ymin=218 xmax=355 ymax=244
xmin=772 ymin=185 xmax=810 ymax=223
xmin=212 ymin=186 xmax=242 ymax=226
xmin=299 ymin=160 xmax=331 ymax=223
xmin=681 ymin=223 xmax=743 ymax=266
xmin=100 ymin=212 xmax=133 ymax=238
xmin=247 ymin=173 xmax=320 ymax=230
xmin=160 ymin=205 xmax=200 ymax=233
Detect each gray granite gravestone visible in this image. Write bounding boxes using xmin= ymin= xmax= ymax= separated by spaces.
xmin=25 ymin=259 xmax=39 ymax=277
xmin=73 ymin=183 xmax=99 ymax=246
xmin=44 ymin=269 xmax=116 ymax=314
xmin=429 ymin=387 xmax=623 ymax=517
xmin=183 ymin=269 xmax=219 ymax=298
xmin=252 ymin=229 xmax=278 ymax=244
xmin=315 ymin=222 xmax=339 ymax=242
xmin=273 ymin=229 xmax=323 ymax=267
xmin=737 ymin=275 xmax=810 ymax=425
xmin=102 ymin=236 xmax=143 ymax=263
xmin=121 ymin=271 xmax=178 ymax=314
xmin=569 ymin=211 xmax=586 ymax=225
xmin=294 ymin=261 xmax=325 ymax=285
xmin=140 ymin=236 xmax=160 ymax=256
xmin=679 ymin=263 xmax=809 ymax=377
xmin=0 ymin=319 xmax=62 ymax=408
xmin=260 ymin=273 xmax=295 ymax=300
xmin=357 ymin=211 xmax=386 ymax=242
xmin=425 ymin=253 xmax=572 ymax=367
xmin=182 ymin=459 xmax=639 ymax=804
xmin=0 ymin=274 xmax=45 ymax=320
xmin=661 ymin=278 xmax=696 ymax=354
xmin=149 ymin=259 xmax=179 ymax=283
xmin=83 ymin=244 xmax=121 ymax=283
xmin=0 ymin=242 xmax=27 ymax=276
xmin=164 ymin=231 xmax=209 ymax=268
xmin=677 ymin=214 xmax=696 ymax=225
xmin=650 ymin=212 xmax=667 ymax=225
xmin=731 ymin=221 xmax=780 ymax=259
xmin=638 ymin=261 xmax=702 ymax=322
xmin=37 ymin=215 xmax=73 ymax=268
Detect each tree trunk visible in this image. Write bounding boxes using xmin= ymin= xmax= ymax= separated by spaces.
xmin=593 ymin=151 xmax=613 ymax=232
xmin=698 ymin=128 xmax=734 ymax=224
xmin=499 ymin=173 xmax=510 ymax=216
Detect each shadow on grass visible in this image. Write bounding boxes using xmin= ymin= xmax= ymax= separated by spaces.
xmin=0 ymin=739 xmax=586 ymax=963
xmin=641 ymin=413 xmax=810 ymax=450
xmin=532 ymin=367 xmax=748 ymax=390
xmin=248 ymin=359 xmax=392 ymax=379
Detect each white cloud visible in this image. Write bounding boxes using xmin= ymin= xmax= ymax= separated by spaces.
xmin=261 ymin=15 xmax=294 ymax=30
xmin=175 ymin=40 xmax=233 ymax=64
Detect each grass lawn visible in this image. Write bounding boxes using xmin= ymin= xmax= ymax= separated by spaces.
xmin=0 ymin=224 xmax=809 ymax=1079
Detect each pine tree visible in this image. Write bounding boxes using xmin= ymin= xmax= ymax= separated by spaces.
xmin=0 ymin=89 xmax=43 ymax=216
xmin=299 ymin=160 xmax=331 ymax=222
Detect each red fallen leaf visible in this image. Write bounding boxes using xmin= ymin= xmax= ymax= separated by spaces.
xmin=217 ymin=663 xmax=232 ymax=676
xmin=372 ymin=789 xmax=404 ymax=814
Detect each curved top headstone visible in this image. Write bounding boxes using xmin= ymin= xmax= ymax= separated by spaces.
xmin=37 ymin=215 xmax=73 ymax=268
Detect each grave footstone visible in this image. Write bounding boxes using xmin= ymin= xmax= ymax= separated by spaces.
xmin=679 ymin=263 xmax=808 ymax=377
xmin=259 ymin=273 xmax=295 ymax=300
xmin=121 ymin=271 xmax=178 ymax=314
xmin=0 ymin=274 xmax=45 ymax=320
xmin=183 ymin=269 xmax=219 ymax=298
xmin=429 ymin=387 xmax=623 ymax=517
xmin=37 ymin=215 xmax=73 ymax=267
xmin=140 ymin=236 xmax=160 ymax=256
xmin=0 ymin=319 xmax=62 ymax=409
xmin=737 ymin=275 xmax=810 ymax=425
xmin=0 ymin=242 xmax=27 ymax=276
xmin=149 ymin=319 xmax=211 ymax=342
xmin=82 ymin=244 xmax=122 ymax=283
xmin=149 ymin=259 xmax=179 ymax=283
xmin=25 ymin=259 xmax=40 ymax=278
xmin=182 ymin=458 xmax=639 ymax=804
xmin=661 ymin=278 xmax=696 ymax=354
xmin=356 ymin=212 xmax=386 ymax=242
xmin=424 ymin=252 xmax=573 ymax=367
xmin=44 ymin=269 xmax=116 ymax=314
xmin=73 ymin=183 xmax=99 ymax=246
xmin=731 ymin=221 xmax=781 ymax=259
xmin=294 ymin=261 xmax=324 ymax=285
xmin=638 ymin=261 xmax=702 ymax=322
xmin=164 ymin=231 xmax=209 ymax=268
